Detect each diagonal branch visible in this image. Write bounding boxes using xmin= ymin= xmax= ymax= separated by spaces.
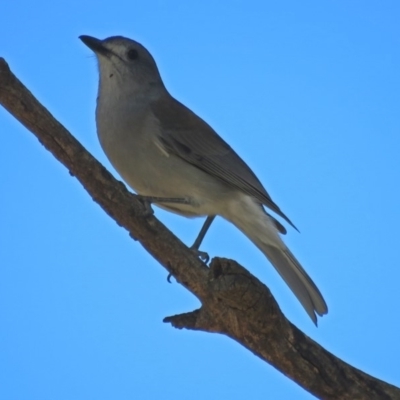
xmin=1 ymin=57 xmax=398 ymax=400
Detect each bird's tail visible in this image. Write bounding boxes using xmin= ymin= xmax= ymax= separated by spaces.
xmin=223 ymin=197 xmax=328 ymax=324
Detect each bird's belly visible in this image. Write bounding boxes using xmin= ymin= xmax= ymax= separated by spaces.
xmin=100 ymin=132 xmax=231 ymax=217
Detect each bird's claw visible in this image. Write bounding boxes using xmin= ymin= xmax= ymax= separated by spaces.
xmin=191 ymin=247 xmax=210 ymax=264
xmin=136 ymin=195 xmax=154 ymax=217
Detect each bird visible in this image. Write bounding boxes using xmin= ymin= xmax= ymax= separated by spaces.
xmin=80 ymin=35 xmax=328 ymax=324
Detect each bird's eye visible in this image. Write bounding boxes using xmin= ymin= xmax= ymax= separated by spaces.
xmin=127 ymin=49 xmax=139 ymax=60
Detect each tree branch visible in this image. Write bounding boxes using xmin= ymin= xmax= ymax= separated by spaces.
xmin=1 ymin=57 xmax=398 ymax=400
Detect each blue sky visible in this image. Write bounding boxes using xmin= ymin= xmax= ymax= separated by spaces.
xmin=1 ymin=1 xmax=399 ymax=399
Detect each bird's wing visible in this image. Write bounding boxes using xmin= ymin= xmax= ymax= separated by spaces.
xmin=150 ymin=95 xmax=297 ymax=230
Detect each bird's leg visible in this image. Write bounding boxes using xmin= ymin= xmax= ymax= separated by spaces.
xmin=167 ymin=216 xmax=215 ymax=282
xmin=137 ymin=194 xmax=214 ymax=263
xmin=191 ymin=215 xmax=215 ymax=250
xmin=190 ymin=215 xmax=215 ymax=263
xmin=137 ymin=195 xmax=191 ymax=204
xmin=136 ymin=194 xmax=190 ymax=216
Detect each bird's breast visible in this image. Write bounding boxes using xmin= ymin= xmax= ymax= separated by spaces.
xmin=95 ymin=99 xmax=234 ymax=217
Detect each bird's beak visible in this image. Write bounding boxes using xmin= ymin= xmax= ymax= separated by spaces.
xmin=79 ymin=35 xmax=110 ymax=56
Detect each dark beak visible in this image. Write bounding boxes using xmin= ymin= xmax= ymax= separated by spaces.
xmin=79 ymin=35 xmax=110 ymax=56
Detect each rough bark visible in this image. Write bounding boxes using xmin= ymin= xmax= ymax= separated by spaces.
xmin=1 ymin=57 xmax=399 ymax=400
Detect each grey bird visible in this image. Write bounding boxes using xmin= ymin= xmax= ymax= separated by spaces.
xmin=80 ymin=35 xmax=328 ymax=324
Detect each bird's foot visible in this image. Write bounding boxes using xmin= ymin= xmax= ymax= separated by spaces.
xmin=136 ymin=195 xmax=154 ymax=217
xmin=190 ymin=246 xmax=210 ymax=264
